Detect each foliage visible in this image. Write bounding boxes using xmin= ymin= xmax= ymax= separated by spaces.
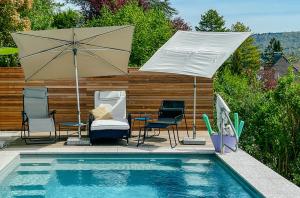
xmin=68 ymin=0 xmax=177 ymax=20
xmin=67 ymin=0 xmax=148 ymax=19
xmin=0 ymin=0 xmax=32 ymax=66
xmin=262 ymin=37 xmax=284 ymax=65
xmin=171 ymin=17 xmax=191 ymax=31
xmin=229 ymin=22 xmax=261 ymax=75
xmin=27 ymin=0 xmax=57 ymax=30
xmin=195 ymin=9 xmax=227 ymax=32
xmin=214 ymin=68 xmax=300 ymax=186
xmin=0 ymin=47 xmax=18 ymax=55
xmin=53 ymin=9 xmax=83 ymax=29
xmin=85 ymin=2 xmax=173 ymax=66
xmin=147 ymin=0 xmax=177 ymax=18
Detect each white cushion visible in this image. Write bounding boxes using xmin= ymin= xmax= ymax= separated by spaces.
xmin=94 ymin=91 xmax=126 ymax=119
xmin=91 ymin=119 xmax=129 ymax=131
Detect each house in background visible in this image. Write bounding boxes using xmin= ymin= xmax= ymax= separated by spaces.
xmin=258 ymin=52 xmax=299 ymax=89
xmin=272 ymin=52 xmax=290 ymax=78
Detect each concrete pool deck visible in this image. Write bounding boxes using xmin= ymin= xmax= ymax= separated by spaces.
xmin=0 ymin=131 xmax=300 ymax=197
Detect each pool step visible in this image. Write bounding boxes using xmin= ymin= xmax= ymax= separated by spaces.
xmin=8 ymin=174 xmax=51 ymax=186
xmin=181 ymin=164 xmax=210 ymax=173
xmin=13 ymin=195 xmax=45 ymax=198
xmin=17 ymin=171 xmax=50 ymax=175
xmin=20 ymin=163 xmax=51 ymax=167
xmin=17 ymin=163 xmax=179 ymax=171
xmin=10 ymin=185 xmax=46 ymax=198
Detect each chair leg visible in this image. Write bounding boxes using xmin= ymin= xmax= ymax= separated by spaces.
xmin=172 ymin=126 xmax=177 ymax=145
xmin=21 ymin=123 xmax=24 ymax=139
xmin=142 ymin=127 xmax=147 ymax=144
xmin=176 ymin=125 xmax=181 ymax=144
xmin=154 ymin=128 xmax=161 ymax=136
xmin=137 ymin=127 xmax=142 ymax=147
xmin=167 ymin=129 xmax=176 ymax=148
xmin=184 ymin=113 xmax=189 ymax=137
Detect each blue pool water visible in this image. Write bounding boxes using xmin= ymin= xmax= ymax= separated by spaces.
xmin=0 ymin=154 xmax=261 ymax=198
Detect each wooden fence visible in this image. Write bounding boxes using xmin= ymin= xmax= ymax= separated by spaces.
xmin=0 ymin=67 xmax=213 ymax=131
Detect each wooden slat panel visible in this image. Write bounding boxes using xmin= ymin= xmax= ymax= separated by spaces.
xmin=0 ymin=67 xmax=213 ymax=131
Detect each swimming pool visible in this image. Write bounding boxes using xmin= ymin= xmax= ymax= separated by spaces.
xmin=0 ymin=154 xmax=261 ymax=198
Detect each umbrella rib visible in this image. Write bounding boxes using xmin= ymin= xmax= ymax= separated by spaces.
xmin=83 ymin=49 xmax=127 ymax=75
xmin=25 ymin=46 xmax=69 ymax=81
xmin=14 ymin=32 xmax=71 ymax=43
xmin=20 ymin=43 xmax=72 ymax=60
xmin=79 ymin=43 xmax=130 ymax=53
xmin=78 ymin=25 xmax=132 ymax=43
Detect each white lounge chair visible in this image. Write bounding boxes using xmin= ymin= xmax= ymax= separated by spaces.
xmin=88 ymin=91 xmax=131 ymax=145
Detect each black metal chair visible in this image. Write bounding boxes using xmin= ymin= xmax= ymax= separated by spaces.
xmin=157 ymin=100 xmax=189 ymax=142
xmin=137 ymin=121 xmax=177 ymax=148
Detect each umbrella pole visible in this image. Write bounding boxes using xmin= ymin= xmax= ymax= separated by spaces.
xmin=73 ymin=48 xmax=82 ymax=139
xmin=193 ymin=76 xmax=196 ymax=139
xmin=182 ymin=76 xmax=205 ymax=145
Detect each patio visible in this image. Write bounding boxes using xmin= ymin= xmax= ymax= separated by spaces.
xmin=1 ymin=130 xmax=214 ymax=152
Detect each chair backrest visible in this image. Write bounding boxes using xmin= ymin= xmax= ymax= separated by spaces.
xmin=23 ymin=87 xmax=49 ymax=119
xmin=161 ymin=100 xmax=185 ymax=110
xmin=94 ymin=91 xmax=126 ymax=119
xmin=159 ymin=100 xmax=185 ymax=119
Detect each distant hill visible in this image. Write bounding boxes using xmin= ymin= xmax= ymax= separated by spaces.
xmin=252 ymin=32 xmax=300 ymax=60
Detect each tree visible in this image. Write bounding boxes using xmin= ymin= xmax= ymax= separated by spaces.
xmin=195 ymin=9 xmax=227 ymax=32
xmin=85 ymin=2 xmax=173 ymax=66
xmin=171 ymin=17 xmax=191 ymax=31
xmin=148 ymin=0 xmax=177 ymax=18
xmin=53 ymin=9 xmax=83 ymax=29
xmin=68 ymin=0 xmax=177 ymax=19
xmin=68 ymin=0 xmax=148 ymax=19
xmin=229 ymin=22 xmax=261 ymax=74
xmin=27 ymin=0 xmax=57 ymax=30
xmin=0 ymin=0 xmax=32 ymax=66
xmin=262 ymin=37 xmax=284 ymax=65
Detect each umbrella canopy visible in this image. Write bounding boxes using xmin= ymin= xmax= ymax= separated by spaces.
xmin=140 ymin=31 xmax=251 ymax=78
xmin=12 ymin=26 xmax=134 ymax=81
xmin=12 ymin=26 xmax=134 ymax=142
xmin=139 ymin=31 xmax=250 ymax=143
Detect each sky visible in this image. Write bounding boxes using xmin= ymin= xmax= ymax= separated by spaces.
xmin=58 ymin=0 xmax=300 ymax=33
xmin=170 ymin=0 xmax=300 ymax=33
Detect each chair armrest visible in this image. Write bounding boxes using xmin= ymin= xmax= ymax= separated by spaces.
xmin=49 ymin=110 xmax=56 ymax=116
xmin=49 ymin=110 xmax=56 ymax=124
xmin=88 ymin=113 xmax=95 ymax=133
xmin=127 ymin=113 xmax=132 ymax=136
xmin=174 ymin=114 xmax=183 ymax=124
xmin=21 ymin=111 xmax=28 ymax=123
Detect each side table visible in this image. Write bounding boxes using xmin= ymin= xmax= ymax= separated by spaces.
xmin=58 ymin=122 xmax=87 ymax=140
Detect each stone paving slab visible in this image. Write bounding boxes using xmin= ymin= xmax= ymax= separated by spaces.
xmin=217 ymin=150 xmax=300 ymax=198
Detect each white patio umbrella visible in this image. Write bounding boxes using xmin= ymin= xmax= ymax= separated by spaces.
xmin=11 ymin=26 xmax=134 ymax=144
xmin=139 ymin=31 xmax=250 ymax=145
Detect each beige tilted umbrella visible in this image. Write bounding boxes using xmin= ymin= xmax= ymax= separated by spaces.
xmin=11 ymin=26 xmax=134 ymax=144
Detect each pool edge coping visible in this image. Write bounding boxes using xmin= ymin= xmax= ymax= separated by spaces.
xmin=217 ymin=150 xmax=300 ymax=198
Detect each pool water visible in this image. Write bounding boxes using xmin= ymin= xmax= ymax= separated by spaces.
xmin=0 ymin=154 xmax=261 ymax=198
